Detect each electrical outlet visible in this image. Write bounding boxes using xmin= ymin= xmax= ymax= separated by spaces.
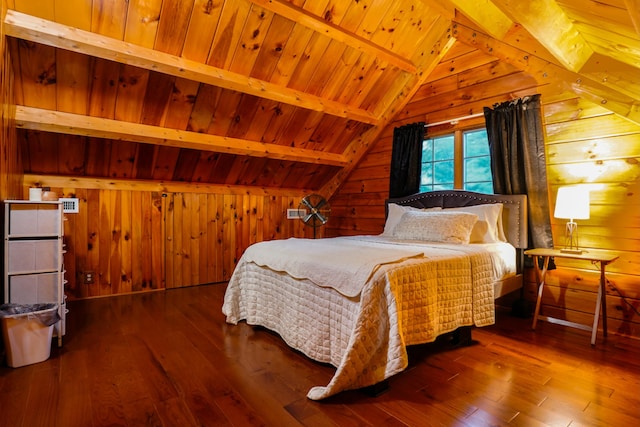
xmin=84 ymin=271 xmax=95 ymax=284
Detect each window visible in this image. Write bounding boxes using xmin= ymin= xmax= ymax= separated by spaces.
xmin=420 ymin=128 xmax=493 ymax=193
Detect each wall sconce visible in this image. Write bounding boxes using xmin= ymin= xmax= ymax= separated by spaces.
xmin=554 ymin=186 xmax=590 ymax=254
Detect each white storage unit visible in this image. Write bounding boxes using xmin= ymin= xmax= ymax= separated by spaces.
xmin=4 ymin=201 xmax=67 ymax=346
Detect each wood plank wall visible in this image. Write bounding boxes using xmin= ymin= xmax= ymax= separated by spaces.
xmin=17 ymin=184 xmax=317 ymax=300
xmin=4 ymin=16 xmax=638 ymax=340
xmin=0 ymin=0 xmax=22 ymax=202
xmin=327 ymin=44 xmax=539 ymax=236
xmin=1 ymin=0 xmax=24 ymax=305
xmin=541 ymin=96 xmax=640 ymax=338
xmin=328 ymin=51 xmax=640 ymax=339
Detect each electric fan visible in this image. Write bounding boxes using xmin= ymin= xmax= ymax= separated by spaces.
xmin=298 ymin=194 xmax=331 ymax=238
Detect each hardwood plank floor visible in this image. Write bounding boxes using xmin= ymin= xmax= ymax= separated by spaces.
xmin=1 ymin=283 xmax=638 ymax=426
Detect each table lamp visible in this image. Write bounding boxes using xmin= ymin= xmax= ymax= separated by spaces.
xmin=554 ymin=186 xmax=590 ymax=254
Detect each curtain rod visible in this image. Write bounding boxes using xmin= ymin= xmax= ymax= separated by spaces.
xmin=425 ymin=112 xmax=484 ymax=128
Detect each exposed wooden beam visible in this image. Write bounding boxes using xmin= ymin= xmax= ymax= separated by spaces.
xmin=447 ymin=0 xmax=514 ymax=39
xmin=419 ymin=0 xmax=456 ymax=19
xmin=250 ymin=0 xmax=417 ymax=74
xmin=24 ymin=174 xmax=312 ymax=197
xmin=452 ymin=22 xmax=640 ymax=126
xmin=489 ymin=0 xmax=593 ymax=72
xmin=579 ymin=53 xmax=640 ymax=102
xmin=3 ymin=9 xmax=379 ymax=125
xmin=15 ymin=106 xmax=349 ymax=167
xmin=321 ymin=20 xmax=457 ymax=199
xmin=625 ymin=0 xmax=640 ymax=38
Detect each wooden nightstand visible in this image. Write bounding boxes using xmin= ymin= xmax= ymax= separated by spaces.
xmin=524 ymin=248 xmax=619 ymax=345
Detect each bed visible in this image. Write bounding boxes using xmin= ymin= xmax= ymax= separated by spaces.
xmin=222 ymin=190 xmax=528 ymax=400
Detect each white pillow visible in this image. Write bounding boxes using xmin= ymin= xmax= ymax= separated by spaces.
xmin=443 ymin=203 xmax=505 ymax=243
xmin=381 ymin=203 xmax=441 ymax=236
xmin=392 ymin=210 xmax=478 ymax=244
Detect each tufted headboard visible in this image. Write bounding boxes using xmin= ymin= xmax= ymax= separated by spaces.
xmin=385 ymin=190 xmax=528 ymax=249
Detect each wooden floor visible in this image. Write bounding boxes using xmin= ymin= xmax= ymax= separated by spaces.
xmin=1 ymin=283 xmax=639 ymax=427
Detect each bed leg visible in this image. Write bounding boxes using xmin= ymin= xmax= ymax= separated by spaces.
xmin=362 ymin=380 xmax=389 ymax=397
xmin=451 ymin=326 xmax=473 ymax=347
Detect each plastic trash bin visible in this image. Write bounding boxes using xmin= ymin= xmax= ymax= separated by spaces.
xmin=0 ymin=303 xmax=60 ymax=368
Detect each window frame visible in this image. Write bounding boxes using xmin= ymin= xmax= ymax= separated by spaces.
xmin=421 ymin=125 xmax=492 ymax=192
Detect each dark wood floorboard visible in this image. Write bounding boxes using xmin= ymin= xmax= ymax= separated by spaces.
xmin=1 ymin=283 xmax=638 ymax=426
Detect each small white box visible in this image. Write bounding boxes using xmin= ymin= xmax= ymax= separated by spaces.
xmin=1 ymin=308 xmax=56 ymax=368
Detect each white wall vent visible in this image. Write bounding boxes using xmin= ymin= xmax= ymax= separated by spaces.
xmin=286 ymin=208 xmax=307 ymax=219
xmin=60 ymin=198 xmax=79 ymax=213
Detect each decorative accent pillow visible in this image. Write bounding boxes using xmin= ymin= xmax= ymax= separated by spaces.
xmin=381 ymin=204 xmax=441 ymax=236
xmin=392 ymin=211 xmax=478 ymax=244
xmin=443 ymin=203 xmax=506 ymax=243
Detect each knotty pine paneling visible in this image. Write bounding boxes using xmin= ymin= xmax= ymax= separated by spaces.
xmin=50 ymin=188 xmax=165 ymax=299
xmin=164 ymin=192 xmax=317 ymax=288
xmin=330 ymin=52 xmax=640 ymax=339
xmin=545 ymin=97 xmax=640 ymax=276
xmin=0 ymin=0 xmax=22 ymax=202
xmin=24 ymin=186 xmax=318 ymax=299
xmin=327 ymin=67 xmax=535 ymax=236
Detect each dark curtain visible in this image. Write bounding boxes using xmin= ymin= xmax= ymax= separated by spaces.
xmin=484 ymin=94 xmax=553 ymax=250
xmin=485 ymin=95 xmax=554 ymax=318
xmin=389 ymin=122 xmax=424 ymax=198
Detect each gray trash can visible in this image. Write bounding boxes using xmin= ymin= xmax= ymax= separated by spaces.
xmin=0 ymin=303 xmax=60 ymax=368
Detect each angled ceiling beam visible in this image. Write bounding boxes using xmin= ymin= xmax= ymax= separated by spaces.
xmin=250 ymin=0 xmax=417 ymax=73
xmin=625 ymin=0 xmax=640 ymax=38
xmin=446 ymin=0 xmax=514 ymax=39
xmin=3 ymin=9 xmax=379 ymax=125
xmin=321 ymin=20 xmax=457 ymax=199
xmin=489 ymin=0 xmax=594 ymax=72
xmin=15 ymin=106 xmax=349 ymax=167
xmin=452 ymin=22 xmax=640 ymax=125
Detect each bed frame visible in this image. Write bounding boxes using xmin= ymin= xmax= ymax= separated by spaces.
xmin=225 ymin=190 xmax=529 ymax=399
xmin=386 ymin=190 xmax=528 ymax=299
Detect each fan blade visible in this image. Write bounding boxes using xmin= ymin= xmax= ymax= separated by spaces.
xmin=299 ymin=194 xmax=329 ymax=228
xmin=315 ymin=212 xmax=328 ymax=224
xmin=301 ymin=197 xmax=315 ymax=211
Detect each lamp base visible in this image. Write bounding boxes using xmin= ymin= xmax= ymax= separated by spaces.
xmin=560 ymin=247 xmax=583 ymax=254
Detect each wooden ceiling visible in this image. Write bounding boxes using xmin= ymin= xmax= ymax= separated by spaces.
xmin=4 ymin=0 xmax=639 ymax=195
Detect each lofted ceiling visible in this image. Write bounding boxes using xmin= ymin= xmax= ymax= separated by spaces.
xmin=4 ymin=0 xmax=639 ymax=195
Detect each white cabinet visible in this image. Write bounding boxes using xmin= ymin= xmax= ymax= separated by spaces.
xmin=4 ymin=201 xmax=67 ymax=346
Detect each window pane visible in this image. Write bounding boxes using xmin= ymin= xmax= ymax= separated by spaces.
xmin=422 ymin=139 xmax=433 ymax=159
xmin=419 ymin=128 xmax=493 ymax=194
xmin=434 ymin=160 xmax=453 ymax=185
xmin=420 ymin=164 xmax=433 ymax=185
xmin=434 ymin=183 xmax=454 ymax=190
xmin=421 ymin=136 xmax=454 ymax=192
xmin=464 ymin=156 xmax=491 ymax=182
xmin=433 ymin=136 xmax=454 ymax=161
xmin=464 ymin=129 xmax=489 ymax=157
xmin=463 ymin=129 xmax=492 ymax=192
xmin=465 ymin=181 xmax=493 ymax=193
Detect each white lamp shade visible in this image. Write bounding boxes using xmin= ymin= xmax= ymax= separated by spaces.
xmin=554 ymin=186 xmax=590 ymax=220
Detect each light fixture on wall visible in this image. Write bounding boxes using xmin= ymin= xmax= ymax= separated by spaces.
xmin=554 ymin=186 xmax=590 ymax=254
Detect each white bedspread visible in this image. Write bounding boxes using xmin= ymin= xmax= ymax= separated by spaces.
xmin=222 ymin=236 xmax=497 ymax=400
xmin=240 ymin=236 xmax=425 ymax=297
